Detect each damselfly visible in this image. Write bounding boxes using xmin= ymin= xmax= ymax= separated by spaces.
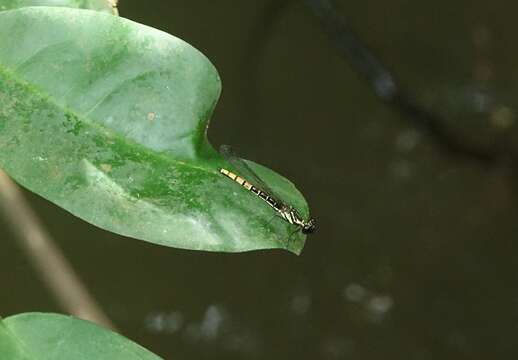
xmin=219 ymin=145 xmax=316 ymax=235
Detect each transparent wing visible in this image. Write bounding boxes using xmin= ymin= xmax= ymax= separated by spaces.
xmin=219 ymin=144 xmax=286 ymax=205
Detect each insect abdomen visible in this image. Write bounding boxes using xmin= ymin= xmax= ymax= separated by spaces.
xmin=220 ymin=168 xmax=253 ymax=189
xmin=219 ymin=167 xmax=313 ymax=232
xmin=220 ymin=168 xmax=282 ymax=212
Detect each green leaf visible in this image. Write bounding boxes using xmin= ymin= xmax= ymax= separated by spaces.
xmin=0 ymin=7 xmax=309 ymax=254
xmin=0 ymin=313 xmax=162 ymax=359
xmin=0 ymin=0 xmax=117 ymax=14
xmin=0 ymin=321 xmax=28 ymax=360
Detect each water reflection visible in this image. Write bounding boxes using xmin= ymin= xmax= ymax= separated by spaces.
xmin=187 ymin=304 xmax=225 ymax=341
xmin=144 ymin=305 xmax=260 ymax=356
xmin=343 ymin=283 xmax=393 ymax=323
xmin=145 ymin=311 xmax=184 ymax=334
xmin=290 ymin=293 xmax=312 ymax=315
xmin=395 ymin=129 xmax=421 ymax=153
xmin=321 ymin=336 xmax=354 ymax=359
xmin=343 ymin=283 xmax=368 ymax=303
xmin=389 ymin=160 xmax=414 ymax=181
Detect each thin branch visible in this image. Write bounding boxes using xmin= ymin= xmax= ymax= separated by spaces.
xmin=0 ymin=170 xmax=116 ymax=331
xmin=304 ymin=0 xmax=518 ymax=166
xmin=105 ymin=0 xmax=119 ymax=15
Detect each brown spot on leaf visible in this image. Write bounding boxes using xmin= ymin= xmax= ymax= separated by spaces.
xmin=100 ymin=164 xmax=112 ymax=173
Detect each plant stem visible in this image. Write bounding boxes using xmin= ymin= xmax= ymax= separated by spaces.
xmin=304 ymin=0 xmax=517 ymax=166
xmin=108 ymin=0 xmax=119 ymax=15
xmin=0 ymin=170 xmax=116 ymax=331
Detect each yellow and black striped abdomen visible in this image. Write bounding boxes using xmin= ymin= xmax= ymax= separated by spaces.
xmin=220 ymin=168 xmax=284 ymax=213
xmin=220 ymin=168 xmax=254 ymax=190
xmin=219 ymin=166 xmax=316 ymax=233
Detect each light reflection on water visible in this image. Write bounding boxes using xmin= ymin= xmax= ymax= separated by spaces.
xmin=186 ymin=304 xmax=225 ymax=341
xmin=144 ymin=304 xmax=260 ymax=356
xmin=290 ymin=293 xmax=312 ymax=315
xmin=343 ymin=283 xmax=394 ymax=323
xmin=395 ymin=129 xmax=422 ymax=153
xmin=145 ymin=311 xmax=184 ymax=334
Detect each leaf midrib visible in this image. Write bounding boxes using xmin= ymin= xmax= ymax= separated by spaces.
xmin=0 ymin=62 xmax=220 ymax=177
xmin=1 ymin=321 xmax=31 ymax=360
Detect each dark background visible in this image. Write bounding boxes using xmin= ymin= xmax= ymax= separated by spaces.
xmin=3 ymin=0 xmax=518 ymax=359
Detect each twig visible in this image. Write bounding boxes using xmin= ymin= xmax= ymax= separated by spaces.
xmin=304 ymin=0 xmax=518 ymax=166
xmin=245 ymin=0 xmax=517 ymax=166
xmin=108 ymin=0 xmax=119 ymax=15
xmin=0 ymin=170 xmax=116 ymax=331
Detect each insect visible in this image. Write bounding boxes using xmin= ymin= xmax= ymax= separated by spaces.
xmin=219 ymin=145 xmax=316 ymax=235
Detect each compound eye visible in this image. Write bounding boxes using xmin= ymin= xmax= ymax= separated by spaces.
xmin=302 ymin=225 xmax=314 ymax=235
xmin=305 ymin=222 xmax=316 ymax=234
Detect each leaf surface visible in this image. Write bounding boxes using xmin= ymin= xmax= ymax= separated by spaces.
xmin=0 ymin=0 xmax=117 ymax=14
xmin=0 ymin=313 xmax=161 ymax=359
xmin=0 ymin=7 xmax=309 ymax=253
